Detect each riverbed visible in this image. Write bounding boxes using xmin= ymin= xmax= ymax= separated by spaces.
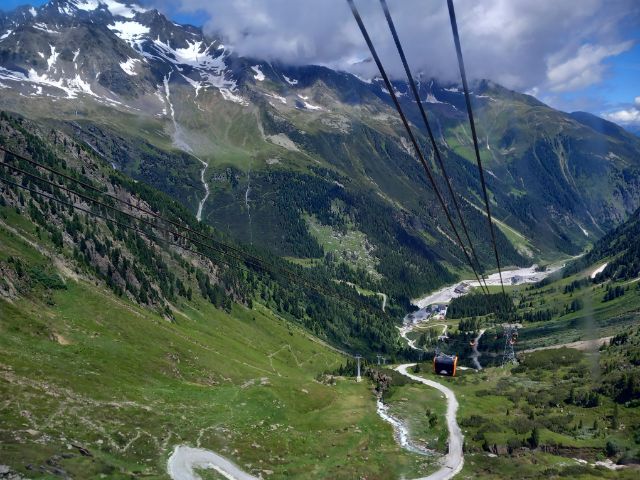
xmin=405 ymin=263 xmax=564 ymax=328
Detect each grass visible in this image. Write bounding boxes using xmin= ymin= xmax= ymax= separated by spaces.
xmin=0 ymin=218 xmax=439 ymax=479
xmin=305 ymin=215 xmax=379 ymax=276
xmin=385 ymin=381 xmax=449 ymax=454
xmin=509 ymin=268 xmax=640 ymax=350
xmin=406 ymin=356 xmax=640 ymax=479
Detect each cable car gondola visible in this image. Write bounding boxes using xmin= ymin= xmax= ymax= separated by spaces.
xmin=433 ymin=352 xmax=458 ymax=377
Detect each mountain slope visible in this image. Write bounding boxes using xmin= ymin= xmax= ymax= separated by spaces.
xmin=0 ymin=111 xmax=405 ymax=355
xmin=563 ymin=204 xmax=640 ymax=282
xmin=0 ymin=108 xmax=444 ymax=477
xmin=1 ymin=0 xmax=640 ymax=299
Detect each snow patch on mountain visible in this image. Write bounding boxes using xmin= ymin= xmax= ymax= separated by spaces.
xmin=379 ymin=85 xmax=405 ymax=98
xmin=0 ymin=67 xmax=27 ymax=83
xmin=251 ymin=65 xmax=265 ymax=81
xmin=102 ymin=0 xmax=147 ymax=19
xmin=29 ymin=7 xmax=37 ymax=17
xmin=264 ymin=92 xmax=286 ymax=104
xmin=0 ymin=63 xmax=99 ymax=100
xmin=352 ymin=73 xmax=372 ymax=84
xmin=119 ymin=57 xmax=140 ymax=76
xmin=147 ymin=39 xmax=247 ymax=105
xmin=33 ymin=23 xmax=60 ymax=34
xmin=46 ymin=45 xmax=59 ymax=72
xmin=425 ymin=93 xmax=442 ymax=104
xmin=180 ymin=74 xmax=202 ymax=93
xmin=283 ymin=74 xmax=298 ymax=85
xmin=172 ymin=40 xmax=208 ymax=65
xmin=2 ymin=0 xmax=248 ymax=107
xmin=109 ymin=20 xmax=149 ymax=50
xmin=73 ymin=0 xmax=101 ymax=12
xmin=301 ymin=101 xmax=322 ymax=111
xmin=296 ymin=94 xmax=323 ymax=111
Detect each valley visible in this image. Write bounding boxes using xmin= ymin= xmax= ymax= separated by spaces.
xmin=0 ymin=1 xmax=639 ymax=479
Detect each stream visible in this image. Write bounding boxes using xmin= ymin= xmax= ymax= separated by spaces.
xmin=195 ymin=157 xmax=210 ymax=222
xmin=376 ymin=398 xmax=434 ymax=456
xmin=163 ymin=72 xmax=210 ymax=223
xmin=166 ymin=265 xmax=565 ymax=480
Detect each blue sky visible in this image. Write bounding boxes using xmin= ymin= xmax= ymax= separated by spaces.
xmin=3 ymin=0 xmax=639 ymax=127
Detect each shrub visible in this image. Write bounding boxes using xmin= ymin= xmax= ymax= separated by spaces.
xmin=28 ymin=266 xmax=67 ymax=290
xmin=528 ymin=427 xmax=540 ymax=448
xmin=605 ymin=440 xmax=620 ymax=457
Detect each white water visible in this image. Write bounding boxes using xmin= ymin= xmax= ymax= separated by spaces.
xmin=195 ymin=158 xmax=210 ymax=222
xmin=163 ymin=73 xmax=210 ymax=222
xmin=376 ymin=398 xmax=433 ymax=456
xmin=470 ymin=329 xmax=486 ymax=370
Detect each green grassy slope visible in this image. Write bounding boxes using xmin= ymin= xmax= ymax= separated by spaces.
xmin=410 ymin=347 xmax=640 ymax=479
xmin=0 ymin=162 xmax=439 ymax=479
xmin=0 ymin=110 xmax=446 ymax=479
xmin=0 ymin=233 xmax=429 ymax=479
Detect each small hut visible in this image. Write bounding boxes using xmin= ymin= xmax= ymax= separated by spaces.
xmin=433 ymin=352 xmax=458 ymax=376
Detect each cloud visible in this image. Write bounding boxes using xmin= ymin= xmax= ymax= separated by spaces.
xmin=147 ymin=0 xmax=637 ymax=94
xmin=546 ymin=42 xmax=633 ymax=92
xmin=603 ymin=96 xmax=640 ymax=125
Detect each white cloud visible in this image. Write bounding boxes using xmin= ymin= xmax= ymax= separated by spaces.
xmin=148 ymin=0 xmax=637 ymax=94
xmin=604 ymin=106 xmax=640 ymax=126
xmin=605 ymin=109 xmax=640 ymax=124
xmin=603 ymin=96 xmax=640 ymax=126
xmin=546 ymin=42 xmax=633 ymax=92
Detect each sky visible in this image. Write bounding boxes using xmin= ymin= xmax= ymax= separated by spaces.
xmin=3 ymin=0 xmax=639 ymax=129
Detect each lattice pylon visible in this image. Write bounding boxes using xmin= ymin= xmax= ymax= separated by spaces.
xmin=502 ymin=325 xmax=518 ymax=366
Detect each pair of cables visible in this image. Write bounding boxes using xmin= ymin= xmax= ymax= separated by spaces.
xmin=347 ymin=0 xmax=506 ymax=296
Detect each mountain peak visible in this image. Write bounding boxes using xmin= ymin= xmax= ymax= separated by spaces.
xmin=51 ymin=0 xmax=148 ymax=18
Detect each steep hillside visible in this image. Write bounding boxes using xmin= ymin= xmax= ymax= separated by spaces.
xmin=564 ymin=205 xmax=640 ymax=283
xmin=0 ymin=111 xmax=455 ymax=478
xmin=0 ymin=223 xmax=427 ymax=479
xmin=1 ymin=0 xmax=640 ymax=298
xmin=0 ymin=112 xmax=405 ymax=356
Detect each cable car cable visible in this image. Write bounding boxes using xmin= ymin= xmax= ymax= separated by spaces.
xmin=446 ymin=0 xmax=505 ymax=294
xmin=379 ymin=0 xmax=489 ymax=295
xmin=347 ymin=0 xmax=488 ymax=293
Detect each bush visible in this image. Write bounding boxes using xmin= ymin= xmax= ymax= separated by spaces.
xmin=605 ymin=440 xmax=620 ymax=457
xmin=28 ymin=266 xmax=67 ymax=290
xmin=507 ymin=437 xmax=522 ymax=453
xmin=528 ymin=427 xmax=540 ymax=448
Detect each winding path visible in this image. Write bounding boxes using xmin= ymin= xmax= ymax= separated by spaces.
xmin=167 ymin=365 xmax=464 ymax=480
xmin=395 ymin=364 xmax=464 ymax=480
xmin=168 ymin=446 xmax=258 ymax=480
